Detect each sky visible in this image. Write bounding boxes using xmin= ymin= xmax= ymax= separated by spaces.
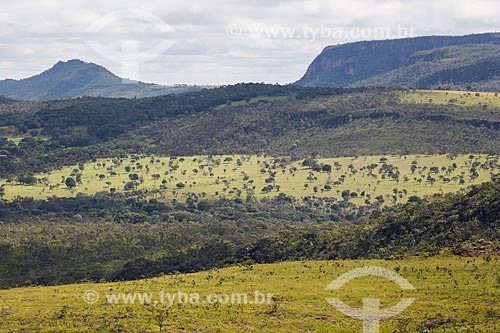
xmin=0 ymin=0 xmax=500 ymax=85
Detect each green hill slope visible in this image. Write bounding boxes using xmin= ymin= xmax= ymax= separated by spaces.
xmin=134 ymin=89 xmax=500 ymax=158
xmin=241 ymin=177 xmax=500 ymax=262
xmin=0 ymin=256 xmax=498 ymax=332
xmin=2 ymin=85 xmax=500 ymax=178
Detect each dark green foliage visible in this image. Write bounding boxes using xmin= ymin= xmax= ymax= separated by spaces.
xmin=322 ymin=164 xmax=332 ymax=172
xmin=16 ymin=175 xmax=38 ymax=185
xmin=0 ymin=84 xmax=353 ymax=177
xmin=65 ymin=177 xmax=76 ymax=189
xmin=0 ymin=193 xmax=353 ymax=288
xmin=135 ymin=90 xmax=500 ymax=158
xmin=240 ymin=178 xmax=500 ymax=263
xmin=129 ymin=173 xmax=139 ymax=181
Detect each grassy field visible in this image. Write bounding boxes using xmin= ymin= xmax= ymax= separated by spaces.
xmin=216 ymin=95 xmax=295 ymax=108
xmin=0 ymin=255 xmax=498 ymax=332
xmin=0 ymin=126 xmax=30 ymax=145
xmin=402 ymin=90 xmax=500 ymax=108
xmin=1 ymin=153 xmax=498 ymax=206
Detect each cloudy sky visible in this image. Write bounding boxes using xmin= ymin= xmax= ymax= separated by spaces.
xmin=1 ymin=0 xmax=499 ymax=85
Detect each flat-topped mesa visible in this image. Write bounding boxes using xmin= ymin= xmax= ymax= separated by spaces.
xmin=296 ymin=33 xmax=500 ymax=91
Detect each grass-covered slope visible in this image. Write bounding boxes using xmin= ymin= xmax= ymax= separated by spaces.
xmin=0 ymin=256 xmax=498 ymax=332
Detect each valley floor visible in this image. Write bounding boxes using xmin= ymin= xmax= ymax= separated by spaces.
xmin=2 ymin=153 xmax=497 ymax=207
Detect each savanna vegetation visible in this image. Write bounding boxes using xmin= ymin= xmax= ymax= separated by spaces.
xmin=0 ymin=84 xmax=352 ymax=177
xmin=1 ymin=84 xmax=500 ymax=332
xmin=1 ymin=153 xmax=498 ymax=207
xmin=1 ymin=172 xmax=499 ymax=289
xmin=0 ymin=256 xmax=499 ymax=332
xmin=2 ymin=85 xmax=500 ymax=181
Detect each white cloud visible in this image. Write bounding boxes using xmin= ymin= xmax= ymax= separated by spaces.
xmin=0 ymin=0 xmax=498 ymax=85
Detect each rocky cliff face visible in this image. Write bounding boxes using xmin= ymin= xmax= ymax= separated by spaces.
xmin=296 ymin=33 xmax=500 ymax=89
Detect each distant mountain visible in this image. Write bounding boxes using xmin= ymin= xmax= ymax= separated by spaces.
xmin=296 ymin=33 xmax=500 ymax=91
xmin=0 ymin=59 xmax=202 ymax=100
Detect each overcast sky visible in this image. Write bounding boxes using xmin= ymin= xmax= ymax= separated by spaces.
xmin=1 ymin=0 xmax=499 ymax=85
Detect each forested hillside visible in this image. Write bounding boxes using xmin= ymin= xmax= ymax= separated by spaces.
xmin=2 ymin=84 xmax=500 ymax=178
xmin=242 ymin=177 xmax=500 ymax=262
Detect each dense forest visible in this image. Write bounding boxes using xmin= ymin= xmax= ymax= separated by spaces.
xmin=136 ymin=90 xmax=500 ymax=157
xmin=0 ymin=192 xmax=352 ymax=287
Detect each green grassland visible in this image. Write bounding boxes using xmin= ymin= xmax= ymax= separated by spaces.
xmin=0 ymin=126 xmax=29 ymax=145
xmin=0 ymin=255 xmax=498 ymax=332
xmin=216 ymin=95 xmax=295 ymax=108
xmin=2 ymin=153 xmax=498 ymax=206
xmin=402 ymin=90 xmax=500 ymax=108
